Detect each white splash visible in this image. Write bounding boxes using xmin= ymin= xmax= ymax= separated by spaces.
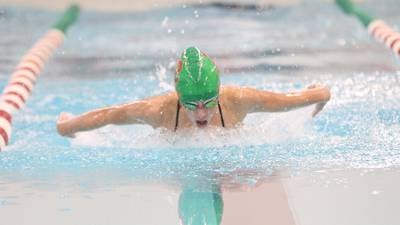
xmin=71 ymin=107 xmax=314 ymax=149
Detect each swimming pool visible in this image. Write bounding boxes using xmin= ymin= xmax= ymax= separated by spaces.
xmin=1 ymin=1 xmax=400 ymax=224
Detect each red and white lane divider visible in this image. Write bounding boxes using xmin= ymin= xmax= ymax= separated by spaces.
xmin=368 ymin=20 xmax=400 ymax=56
xmin=0 ymin=30 xmax=64 ymax=149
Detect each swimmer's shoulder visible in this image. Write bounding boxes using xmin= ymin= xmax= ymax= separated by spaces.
xmin=117 ymin=92 xmax=176 ymax=117
xmin=148 ymin=92 xmax=179 ymax=124
xmin=220 ymin=85 xmax=248 ymax=102
xmin=122 ymin=92 xmax=177 ymax=128
xmin=141 ymin=92 xmax=178 ymax=112
xmin=219 ymin=85 xmax=245 ymax=112
xmin=219 ymin=85 xmax=255 ymax=117
xmin=221 ymin=85 xmax=268 ymax=101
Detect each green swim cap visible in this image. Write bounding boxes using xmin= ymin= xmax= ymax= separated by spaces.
xmin=175 ymin=47 xmax=220 ymax=104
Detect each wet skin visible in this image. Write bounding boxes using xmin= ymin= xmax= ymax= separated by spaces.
xmin=57 ymin=85 xmax=330 ymax=137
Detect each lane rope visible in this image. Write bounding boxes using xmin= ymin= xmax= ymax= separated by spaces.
xmin=0 ymin=5 xmax=80 ymax=150
xmin=335 ymin=0 xmax=400 ymax=56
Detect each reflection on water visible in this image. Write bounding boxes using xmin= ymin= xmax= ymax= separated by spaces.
xmin=5 ymin=168 xmax=398 ymax=225
xmin=179 ymin=187 xmax=223 ymax=225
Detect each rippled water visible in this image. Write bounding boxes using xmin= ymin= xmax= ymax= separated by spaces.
xmin=0 ymin=0 xmax=400 ymax=189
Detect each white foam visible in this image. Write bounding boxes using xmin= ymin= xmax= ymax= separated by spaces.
xmin=70 ymin=107 xmax=315 ymax=149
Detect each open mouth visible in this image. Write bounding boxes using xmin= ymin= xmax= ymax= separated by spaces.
xmin=196 ymin=120 xmax=208 ymax=127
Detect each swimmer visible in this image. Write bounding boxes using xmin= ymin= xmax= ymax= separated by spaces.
xmin=57 ymin=47 xmax=331 ymax=137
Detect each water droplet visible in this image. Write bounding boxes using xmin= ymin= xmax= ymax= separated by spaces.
xmin=161 ymin=16 xmax=169 ymax=27
xmin=371 ymin=190 xmax=383 ymax=195
xmin=194 ymin=10 xmax=199 ymax=18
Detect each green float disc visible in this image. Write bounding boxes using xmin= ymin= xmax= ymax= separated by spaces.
xmin=335 ymin=0 xmax=374 ymax=27
xmin=53 ymin=4 xmax=80 ymax=33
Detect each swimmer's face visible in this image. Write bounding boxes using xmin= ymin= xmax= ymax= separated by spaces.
xmin=183 ymin=102 xmax=218 ymax=128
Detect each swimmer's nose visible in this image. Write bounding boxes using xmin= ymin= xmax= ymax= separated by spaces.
xmin=195 ymin=104 xmax=208 ymax=120
xmin=196 ymin=102 xmax=205 ymax=109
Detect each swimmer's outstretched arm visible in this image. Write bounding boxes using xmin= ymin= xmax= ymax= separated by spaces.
xmin=57 ymin=96 xmax=165 ymax=137
xmin=233 ymin=84 xmax=331 ymax=117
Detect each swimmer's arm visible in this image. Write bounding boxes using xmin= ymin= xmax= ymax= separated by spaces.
xmin=234 ymin=84 xmax=331 ymax=116
xmin=57 ymin=99 xmax=162 ymax=137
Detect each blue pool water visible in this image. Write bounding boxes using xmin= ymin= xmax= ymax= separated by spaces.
xmin=0 ymin=0 xmax=400 ymax=202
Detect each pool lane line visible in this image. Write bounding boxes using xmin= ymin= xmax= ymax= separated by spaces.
xmin=0 ymin=5 xmax=80 ymax=150
xmin=335 ymin=0 xmax=400 ymax=56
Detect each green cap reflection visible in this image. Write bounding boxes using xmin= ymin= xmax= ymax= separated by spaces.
xmin=178 ymin=188 xmax=223 ymax=225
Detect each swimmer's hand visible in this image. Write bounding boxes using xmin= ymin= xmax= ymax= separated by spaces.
xmin=56 ymin=112 xmax=76 ymax=138
xmin=307 ymin=84 xmax=330 ymax=117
